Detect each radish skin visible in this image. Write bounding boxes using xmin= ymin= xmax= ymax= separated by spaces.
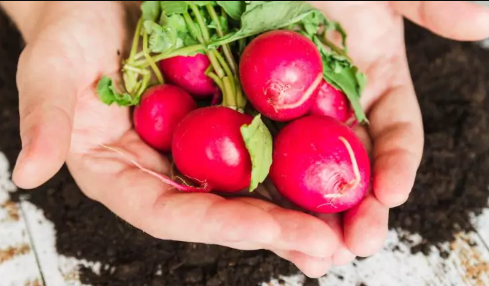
xmin=159 ymin=53 xmax=217 ymax=98
xmin=133 ymin=84 xmax=197 ymax=152
xmin=269 ymin=115 xmax=370 ymax=213
xmin=310 ymin=79 xmax=354 ymax=124
xmin=239 ymin=30 xmax=323 ymax=122
xmin=172 ymin=106 xmax=253 ymax=193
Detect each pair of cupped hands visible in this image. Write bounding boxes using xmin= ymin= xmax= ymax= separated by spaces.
xmin=3 ymin=1 xmax=489 ymax=278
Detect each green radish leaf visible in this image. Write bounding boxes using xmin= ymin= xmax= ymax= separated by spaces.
xmin=96 ymin=76 xmax=139 ymax=107
xmin=146 ymin=12 xmax=200 ymax=53
xmin=191 ymin=1 xmax=217 ymax=6
xmin=300 ymin=10 xmax=322 ymax=36
xmin=217 ymin=1 xmax=246 ymax=20
xmin=141 ymin=1 xmax=161 ymax=21
xmin=240 ymin=114 xmax=273 ymax=192
xmin=208 ymin=14 xmax=228 ymax=34
xmin=320 ymin=52 xmax=368 ymax=124
xmin=161 ymin=1 xmax=189 ymax=15
xmin=294 ymin=16 xmax=367 ymax=124
xmin=165 ymin=13 xmax=188 ymax=32
xmin=325 ymin=20 xmax=348 ymax=52
xmin=165 ymin=13 xmax=200 ymax=46
xmin=298 ymin=10 xmax=348 ymax=51
xmin=356 ymin=69 xmax=367 ymax=91
xmin=144 ymin=20 xmax=182 ymax=53
xmin=244 ymin=1 xmax=269 ymax=11
xmin=207 ymin=1 xmax=316 ymax=48
xmin=313 ymin=35 xmax=369 ymax=124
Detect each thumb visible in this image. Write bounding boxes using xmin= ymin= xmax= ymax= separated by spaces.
xmin=393 ymin=1 xmax=489 ymax=41
xmin=12 ymin=42 xmax=77 ymax=189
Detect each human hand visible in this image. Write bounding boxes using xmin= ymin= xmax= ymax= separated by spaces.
xmin=7 ymin=1 xmax=343 ymax=278
xmin=7 ymin=0 xmax=489 ymax=279
xmin=296 ymin=0 xmax=489 ymax=268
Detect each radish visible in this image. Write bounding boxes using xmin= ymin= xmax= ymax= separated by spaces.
xmin=159 ymin=53 xmax=217 ymax=98
xmin=239 ymin=30 xmax=323 ymax=122
xmin=171 ymin=106 xmax=253 ymax=193
xmin=133 ymin=84 xmax=197 ymax=152
xmin=309 ymin=79 xmax=354 ymax=125
xmin=269 ymin=115 xmax=370 ymax=213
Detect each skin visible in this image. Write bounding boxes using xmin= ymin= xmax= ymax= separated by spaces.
xmin=2 ymin=0 xmax=489 ymax=278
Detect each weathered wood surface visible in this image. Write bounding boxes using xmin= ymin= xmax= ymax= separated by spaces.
xmin=0 ymin=153 xmax=43 ymax=286
xmin=1 ymin=153 xmax=489 ymax=286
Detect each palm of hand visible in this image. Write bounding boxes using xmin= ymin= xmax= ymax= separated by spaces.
xmin=16 ymin=0 xmax=489 ymax=279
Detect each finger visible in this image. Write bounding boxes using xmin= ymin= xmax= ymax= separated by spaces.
xmin=332 ymin=246 xmax=356 ymax=266
xmin=13 ymin=41 xmax=77 ymax=189
xmin=68 ymin=131 xmax=341 ymax=258
xmin=317 ymin=214 xmax=356 ymax=266
xmin=392 ymin=1 xmax=489 ymax=41
xmin=368 ymin=70 xmax=424 ymax=207
xmin=344 ymin=193 xmax=389 ymax=257
xmin=223 ymin=243 xmax=334 ymax=278
xmin=273 ymin=250 xmax=332 ymax=279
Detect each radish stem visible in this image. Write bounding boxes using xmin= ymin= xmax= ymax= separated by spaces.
xmin=206 ymin=4 xmax=238 ymax=75
xmin=183 ymin=12 xmax=204 ymax=44
xmin=143 ymin=30 xmax=164 ymax=84
xmin=189 ymin=4 xmax=210 ymax=42
xmin=206 ymin=71 xmax=224 ymax=91
xmin=135 ymin=44 xmax=206 ymax=67
xmin=129 ymin=18 xmax=143 ymax=62
xmin=123 ymin=65 xmax=150 ymax=75
xmin=223 ymin=77 xmax=236 ymax=109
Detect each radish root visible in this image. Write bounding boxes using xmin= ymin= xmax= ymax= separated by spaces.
xmin=99 ymin=143 xmax=211 ymax=193
xmin=338 ymin=136 xmax=361 ymax=189
xmin=316 ymin=136 xmax=362 ymax=210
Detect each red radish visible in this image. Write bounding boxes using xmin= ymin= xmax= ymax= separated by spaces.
xmin=159 ymin=53 xmax=216 ymax=98
xmin=133 ymin=84 xmax=197 ymax=152
xmin=239 ymin=30 xmax=323 ymax=122
xmin=269 ymin=115 xmax=370 ymax=213
xmin=310 ymin=79 xmax=354 ymax=124
xmin=172 ymin=106 xmax=253 ymax=193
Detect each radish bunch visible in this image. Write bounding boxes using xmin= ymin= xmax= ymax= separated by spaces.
xmin=96 ymin=1 xmax=371 ymax=214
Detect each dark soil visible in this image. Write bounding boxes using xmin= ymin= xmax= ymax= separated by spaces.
xmin=391 ymin=21 xmax=489 ymax=255
xmin=1 ymin=6 xmax=489 ymax=286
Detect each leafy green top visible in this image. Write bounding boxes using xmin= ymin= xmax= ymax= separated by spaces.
xmin=297 ymin=10 xmax=368 ymax=124
xmin=95 ymin=1 xmax=369 ymax=192
xmin=97 ymin=76 xmax=139 ymax=106
xmin=240 ymin=114 xmax=273 ymax=192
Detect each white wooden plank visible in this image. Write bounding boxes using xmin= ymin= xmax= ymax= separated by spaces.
xmin=264 ymin=227 xmax=489 ymax=286
xmin=18 ymin=198 xmax=105 ymax=286
xmin=0 ymin=152 xmax=44 ymax=286
xmin=469 ymin=198 xmax=489 ymax=250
